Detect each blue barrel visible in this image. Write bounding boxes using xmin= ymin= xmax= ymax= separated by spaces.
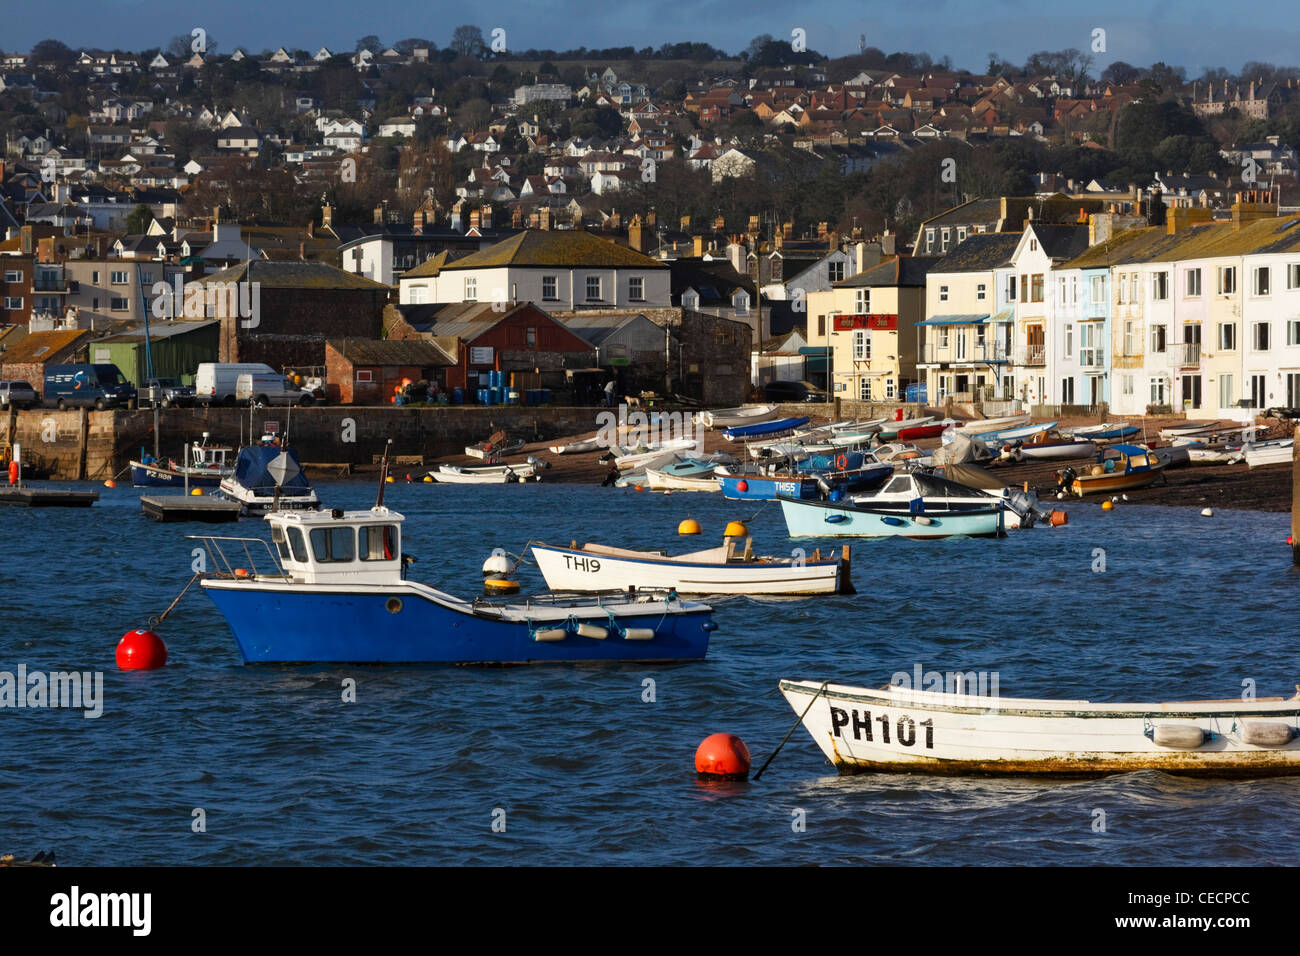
xmin=477 ymin=388 xmax=489 ymax=405
xmin=491 ymin=370 xmax=503 ymax=388
xmin=542 ymin=388 xmax=551 ymax=404
xmin=452 ymin=387 xmax=464 ymax=404
xmin=507 ymin=389 xmax=520 ymax=404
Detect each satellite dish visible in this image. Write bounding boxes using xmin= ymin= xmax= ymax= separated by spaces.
xmin=266 ymin=451 xmax=300 ymax=487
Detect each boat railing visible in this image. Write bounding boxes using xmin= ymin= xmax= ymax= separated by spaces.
xmin=187 ymin=534 xmax=288 ymax=579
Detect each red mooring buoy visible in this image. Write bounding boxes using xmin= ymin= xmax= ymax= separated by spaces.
xmin=695 ymin=733 xmax=751 ymax=780
xmin=116 ymin=629 xmax=168 ymax=670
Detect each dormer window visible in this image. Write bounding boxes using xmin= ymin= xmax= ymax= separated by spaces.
xmin=683 ymin=290 xmax=699 ymax=310
xmin=733 ymin=291 xmax=749 ymax=313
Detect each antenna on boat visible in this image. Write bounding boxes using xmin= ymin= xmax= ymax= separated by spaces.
xmin=375 ymin=439 xmax=393 ymax=508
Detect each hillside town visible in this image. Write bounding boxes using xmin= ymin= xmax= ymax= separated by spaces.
xmin=3 ymin=30 xmax=1300 ymax=418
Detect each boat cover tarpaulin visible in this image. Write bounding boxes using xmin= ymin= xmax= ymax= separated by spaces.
xmin=232 ymin=446 xmax=314 ymax=496
xmin=940 ymin=463 xmax=1009 ymax=490
xmin=909 ymin=471 xmax=994 ymax=499
xmin=929 ymin=430 xmax=993 ymax=466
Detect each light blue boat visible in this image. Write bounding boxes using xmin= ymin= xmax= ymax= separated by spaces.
xmin=778 ymin=495 xmax=1006 ymax=538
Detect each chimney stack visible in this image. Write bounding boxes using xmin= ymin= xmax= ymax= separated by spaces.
xmin=680 ymin=214 xmax=691 ymax=232
xmin=880 ymin=230 xmax=896 ymax=256
xmin=692 ymin=235 xmax=705 ymax=257
xmin=321 ymin=202 xmax=333 ymax=228
xmin=628 ymin=215 xmax=645 ymax=252
xmin=539 ymin=206 xmax=551 ymax=230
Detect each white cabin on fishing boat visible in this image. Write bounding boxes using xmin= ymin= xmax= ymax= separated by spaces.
xmin=262 ymin=507 xmax=405 ymax=585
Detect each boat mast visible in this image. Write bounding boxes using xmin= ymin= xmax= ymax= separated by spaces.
xmin=375 ymin=438 xmax=393 ymax=508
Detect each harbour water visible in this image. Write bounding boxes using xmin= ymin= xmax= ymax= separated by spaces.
xmin=2 ymin=482 xmax=1298 ymax=865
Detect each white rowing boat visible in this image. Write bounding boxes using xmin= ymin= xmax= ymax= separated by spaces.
xmin=548 ymin=437 xmax=603 ymax=454
xmin=643 ymin=468 xmax=723 ymax=492
xmin=696 ymin=404 xmax=780 ymax=429
xmin=1243 ymin=438 xmax=1294 ymax=468
xmin=531 ymin=539 xmax=850 ymax=595
xmin=613 ymin=438 xmax=700 ymax=470
xmin=780 ymin=678 xmax=1300 ymax=775
xmin=431 ymin=463 xmax=541 ymax=484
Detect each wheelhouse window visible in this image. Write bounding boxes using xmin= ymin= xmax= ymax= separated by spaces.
xmin=310 ymin=527 xmax=355 ymax=563
xmin=360 ymin=524 xmax=398 ymax=561
xmin=286 ymin=527 xmax=308 ymax=563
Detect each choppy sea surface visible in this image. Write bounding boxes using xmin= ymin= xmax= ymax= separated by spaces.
xmin=2 ymin=479 xmax=1297 ymax=866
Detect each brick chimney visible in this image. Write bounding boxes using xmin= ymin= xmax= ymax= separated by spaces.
xmin=373 ymin=203 xmax=385 ymax=224
xmin=1231 ymin=188 xmax=1278 ymax=230
xmin=608 ymin=209 xmax=620 ymax=230
xmin=511 ymin=206 xmax=523 ymax=228
xmin=1166 ymin=206 xmax=1212 ymax=235
xmin=628 ymin=215 xmax=645 ymax=252
xmin=539 ymin=206 xmax=551 ymax=230
xmin=782 ymin=221 xmax=793 ymax=239
xmin=693 ymin=235 xmax=705 ymax=257
xmin=714 ymin=215 xmax=725 ymax=232
xmin=855 ymin=241 xmax=881 ymax=272
xmin=469 ymin=208 xmax=481 ymax=229
xmin=680 ymin=214 xmax=691 ymax=232
xmin=880 ymin=230 xmax=896 ymax=256
xmin=321 ymin=202 xmax=333 ymax=228
xmin=827 ymin=230 xmax=839 ymax=252
xmin=646 ymin=210 xmax=657 ymax=228
xmin=817 ymin=221 xmax=829 ymax=239
xmin=748 ymin=214 xmax=760 ymax=234
xmin=481 ymin=203 xmax=493 ymax=229
xmin=413 ymin=208 xmax=426 ymax=233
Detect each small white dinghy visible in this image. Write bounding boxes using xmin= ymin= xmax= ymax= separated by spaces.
xmin=531 ymin=539 xmax=851 ymax=596
xmin=780 ymin=678 xmax=1300 ymax=775
xmin=1243 ymin=438 xmax=1294 ymax=468
xmin=548 ymin=437 xmax=603 ymax=455
xmin=612 ymin=438 xmax=699 ymax=470
xmin=431 ymin=461 xmax=542 ymax=484
xmin=696 ymin=404 xmax=780 ymax=429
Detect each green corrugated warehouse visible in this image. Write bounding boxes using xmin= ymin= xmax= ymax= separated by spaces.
xmin=87 ymin=320 xmax=220 ymax=387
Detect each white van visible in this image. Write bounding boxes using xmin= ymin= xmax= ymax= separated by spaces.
xmin=196 ymin=363 xmax=277 ymax=406
xmin=235 ymin=371 xmax=315 ymax=407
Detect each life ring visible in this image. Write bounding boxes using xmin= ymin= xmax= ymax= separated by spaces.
xmin=835 ymin=453 xmax=848 ymax=470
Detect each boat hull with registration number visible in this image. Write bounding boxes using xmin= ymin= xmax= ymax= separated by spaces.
xmin=779 ymin=679 xmax=1300 ymax=775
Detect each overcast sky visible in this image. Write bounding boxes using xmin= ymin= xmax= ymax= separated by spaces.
xmin=8 ymin=0 xmax=1300 ymax=76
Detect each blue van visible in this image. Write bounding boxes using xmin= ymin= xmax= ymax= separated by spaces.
xmin=43 ymin=364 xmax=137 ymax=410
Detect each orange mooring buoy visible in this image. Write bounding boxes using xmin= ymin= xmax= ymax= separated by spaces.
xmin=1049 ymin=510 xmax=1068 ymax=527
xmin=695 ymin=733 xmax=751 ymax=780
xmin=116 ymin=628 xmax=168 ymax=671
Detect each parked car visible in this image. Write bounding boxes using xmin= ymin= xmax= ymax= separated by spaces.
xmin=43 ymin=364 xmax=136 ymax=410
xmin=0 ymin=380 xmax=39 ymax=410
xmin=763 ymin=380 xmax=829 ymax=403
xmin=140 ymin=377 xmax=196 ymax=409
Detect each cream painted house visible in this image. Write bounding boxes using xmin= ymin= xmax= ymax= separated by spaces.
xmin=805 ymin=256 xmax=939 ymax=402
xmin=398 ymin=229 xmax=669 ymax=309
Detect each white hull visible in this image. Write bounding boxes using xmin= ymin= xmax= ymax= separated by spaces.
xmin=644 ymin=468 xmax=721 ymax=492
xmin=532 ymin=542 xmax=843 ymax=595
xmin=698 ymin=404 xmax=780 ymax=429
xmin=1244 ymin=439 xmax=1294 ymax=468
xmin=217 ymin=481 xmax=320 ymax=512
xmin=780 ymin=679 xmax=1300 ymax=775
xmin=1013 ymin=442 xmax=1097 ymax=460
xmin=875 ymin=416 xmax=934 ymax=439
xmin=433 ymin=463 xmax=540 ymax=484
xmin=548 ymin=438 xmax=603 ymax=454
xmin=614 ymin=439 xmax=698 ymax=470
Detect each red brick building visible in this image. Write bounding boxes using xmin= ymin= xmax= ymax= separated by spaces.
xmin=324 ymin=338 xmax=457 ymax=405
xmin=385 ymin=301 xmax=593 ymax=392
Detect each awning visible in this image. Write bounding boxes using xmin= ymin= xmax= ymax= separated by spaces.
xmin=916 ymin=314 xmax=989 ymax=326
xmin=798 ymin=346 xmax=829 ymax=355
xmin=990 ymin=309 xmax=1015 ymax=323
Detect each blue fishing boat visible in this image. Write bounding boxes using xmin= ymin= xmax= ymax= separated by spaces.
xmin=130 ymin=436 xmax=234 ymax=488
xmin=722 ymin=416 xmax=810 ymax=441
xmin=716 ymin=469 xmax=820 ymax=500
xmin=1068 ymin=422 xmax=1140 ymax=441
xmin=778 ymin=494 xmax=1006 ymax=538
xmin=192 ymin=505 xmax=716 ymax=663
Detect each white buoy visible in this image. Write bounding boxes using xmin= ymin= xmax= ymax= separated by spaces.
xmin=1201 ymin=507 xmax=1214 ymax=517
xmin=482 ymin=551 xmax=517 ymax=577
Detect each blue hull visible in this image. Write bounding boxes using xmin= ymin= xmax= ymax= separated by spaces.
xmin=131 ymin=462 xmax=223 ymax=488
xmin=779 ymin=495 xmax=1006 ymax=538
xmin=203 ymin=582 xmax=714 ymax=664
xmin=722 ymin=416 xmax=810 ymax=440
xmin=718 ymin=474 xmax=818 ymax=500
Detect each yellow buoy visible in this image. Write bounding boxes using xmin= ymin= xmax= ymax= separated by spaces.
xmin=423 ymin=475 xmax=433 ymax=483
xmin=484 ymin=578 xmax=520 ymax=594
xmin=190 ymin=488 xmax=203 ymax=496
xmin=678 ymin=518 xmax=702 ymax=535
xmin=724 ymin=520 xmax=748 ymax=538
xmin=385 ymin=475 xmax=395 ymax=483
xmin=1101 ymin=500 xmax=1114 ymax=511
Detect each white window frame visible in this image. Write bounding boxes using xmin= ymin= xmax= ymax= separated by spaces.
xmin=464 ymin=277 xmax=477 ymax=301
xmin=1186 ymin=268 xmax=1202 ymax=297
xmin=1218 ymin=266 xmax=1236 ymax=296
xmin=585 ymin=275 xmax=602 ymax=301
xmin=1218 ymin=323 xmax=1236 ymax=351
xmin=110 ymin=270 xmax=129 ymax=285
xmin=629 ymin=276 xmax=644 ymax=302
xmin=976 ymin=283 xmax=986 ymax=301
xmin=542 ymin=275 xmax=558 ymax=301
xmin=1254 ymin=321 xmax=1270 ymax=351
xmin=1254 ymin=266 xmax=1270 ymax=296
xmin=854 ymin=289 xmax=870 ymax=313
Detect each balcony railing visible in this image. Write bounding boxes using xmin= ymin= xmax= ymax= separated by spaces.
xmin=1174 ymin=342 xmax=1201 ymax=366
xmin=921 ymin=342 xmax=1009 ymax=364
xmin=32 ymin=277 xmax=68 ymax=292
xmin=1017 ymin=345 xmax=1046 ymax=366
